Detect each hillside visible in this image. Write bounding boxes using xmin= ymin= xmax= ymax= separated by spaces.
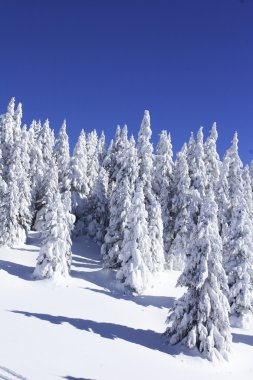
xmin=0 ymin=233 xmax=253 ymax=380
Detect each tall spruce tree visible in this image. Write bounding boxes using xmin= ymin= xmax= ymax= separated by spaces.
xmin=117 ymin=181 xmax=153 ymax=294
xmin=164 ymin=188 xmax=231 ymax=360
xmin=101 ymin=136 xmax=139 ymax=268
xmin=167 ymin=143 xmax=191 ymax=269
xmin=137 ymin=110 xmax=164 ymax=274
xmin=221 ymin=133 xmax=253 ymax=326
xmin=34 ymin=161 xmax=74 ymax=280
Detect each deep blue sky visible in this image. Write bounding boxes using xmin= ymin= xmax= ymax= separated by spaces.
xmin=0 ymin=0 xmax=252 ymax=162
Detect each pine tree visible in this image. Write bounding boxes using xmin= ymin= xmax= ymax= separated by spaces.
xmin=70 ymin=129 xmax=89 ymax=218
xmin=186 ymin=128 xmax=207 ymax=239
xmin=222 ymin=134 xmax=253 ymax=326
xmin=101 ymin=136 xmax=139 ymax=268
xmin=117 ymin=181 xmax=153 ymax=294
xmin=204 ymin=122 xmax=221 ymax=191
xmin=167 ymin=143 xmax=191 ymax=269
xmin=34 ymin=162 xmax=74 ymax=280
xmin=154 ymin=130 xmax=174 ymax=198
xmin=242 ymin=165 xmax=253 ymax=221
xmin=54 ymin=120 xmax=70 ymax=194
xmin=137 ymin=110 xmax=164 ymax=274
xmin=103 ymin=125 xmax=128 ymax=192
xmin=86 ymin=167 xmax=109 ymax=244
xmin=164 ymin=188 xmax=231 ymax=360
xmin=0 ymin=98 xmax=16 ymax=180
xmin=97 ymin=131 xmax=106 ymax=165
xmin=28 ymin=120 xmax=44 ymax=218
xmin=86 ymin=129 xmax=100 ymax=195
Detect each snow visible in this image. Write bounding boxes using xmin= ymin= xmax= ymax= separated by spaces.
xmin=1 ymin=233 xmax=253 ymax=379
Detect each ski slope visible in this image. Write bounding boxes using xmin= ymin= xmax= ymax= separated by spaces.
xmin=0 ymin=233 xmax=253 ymax=380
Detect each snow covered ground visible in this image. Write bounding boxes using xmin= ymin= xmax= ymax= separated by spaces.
xmin=0 ymin=233 xmax=253 ymax=380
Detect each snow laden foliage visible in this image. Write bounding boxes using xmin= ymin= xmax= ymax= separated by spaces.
xmin=70 ymin=129 xmax=89 ymax=219
xmin=103 ymin=125 xmax=129 ymax=196
xmin=85 ymin=167 xmax=109 ymax=244
xmin=1 ymin=98 xmax=253 ymax=357
xmin=138 ymin=110 xmax=164 ymax=274
xmin=186 ymin=128 xmax=207 ymax=240
xmin=204 ymin=122 xmax=221 ymax=191
xmin=164 ymin=188 xmax=231 ymax=360
xmin=221 ymin=134 xmax=253 ymax=326
xmin=0 ymin=99 xmax=32 ymax=246
xmin=34 ymin=161 xmax=74 ymax=280
xmin=242 ymin=165 xmax=253 ymax=220
xmin=117 ymin=181 xmax=153 ymax=294
xmin=54 ymin=120 xmax=71 ymax=194
xmin=101 ymin=136 xmax=139 ymax=268
xmin=167 ymin=144 xmax=191 ymax=270
xmin=28 ymin=120 xmax=44 ymax=218
xmin=86 ymin=129 xmax=100 ymax=195
xmin=154 ymin=130 xmax=174 ymax=198
xmin=154 ymin=131 xmax=174 ymax=262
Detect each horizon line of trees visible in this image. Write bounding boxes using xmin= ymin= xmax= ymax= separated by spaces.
xmin=1 ymin=98 xmax=253 ymax=360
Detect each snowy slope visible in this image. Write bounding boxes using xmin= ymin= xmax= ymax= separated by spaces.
xmin=0 ymin=233 xmax=253 ymax=380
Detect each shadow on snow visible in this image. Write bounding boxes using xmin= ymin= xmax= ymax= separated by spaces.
xmin=232 ymin=332 xmax=253 ymax=346
xmin=11 ymin=310 xmax=198 ymax=358
xmin=85 ymin=287 xmax=175 ymax=309
xmin=0 ymin=260 xmax=34 ymax=281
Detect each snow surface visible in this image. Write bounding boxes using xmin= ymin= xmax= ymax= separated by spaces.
xmin=0 ymin=233 xmax=253 ymax=380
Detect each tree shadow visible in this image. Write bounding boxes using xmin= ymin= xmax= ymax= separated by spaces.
xmin=26 ymin=232 xmax=42 ymax=247
xmin=72 ymin=262 xmax=100 ymax=270
xmin=11 ymin=247 xmax=38 ymax=253
xmin=72 ymin=255 xmax=100 ymax=264
xmin=85 ymin=287 xmax=175 ymax=309
xmin=11 ymin=310 xmax=198 ymax=358
xmin=232 ymin=332 xmax=253 ymax=346
xmin=0 ymin=260 xmax=34 ymax=281
xmin=0 ymin=365 xmax=28 ymax=380
xmin=70 ymin=266 xmax=116 ymax=290
xmin=71 ymin=256 xmax=100 ymax=270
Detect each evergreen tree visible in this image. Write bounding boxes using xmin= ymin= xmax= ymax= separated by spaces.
xmin=86 ymin=167 xmax=109 ymax=244
xmin=54 ymin=120 xmax=70 ymax=194
xmin=101 ymin=136 xmax=139 ymax=268
xmin=97 ymin=131 xmax=106 ymax=165
xmin=167 ymin=144 xmax=191 ymax=269
xmin=34 ymin=162 xmax=74 ymax=280
xmin=164 ymin=188 xmax=231 ymax=360
xmin=86 ymin=129 xmax=100 ymax=195
xmin=137 ymin=110 xmax=164 ymax=274
xmin=204 ymin=122 xmax=221 ymax=190
xmin=154 ymin=130 xmax=174 ymax=197
xmin=117 ymin=181 xmax=153 ymax=294
xmin=70 ymin=129 xmax=89 ymax=217
xmin=221 ymin=134 xmax=253 ymax=326
xmin=28 ymin=120 xmax=44 ymax=214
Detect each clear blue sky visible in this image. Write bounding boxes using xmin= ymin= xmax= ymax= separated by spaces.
xmin=0 ymin=0 xmax=252 ymax=162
